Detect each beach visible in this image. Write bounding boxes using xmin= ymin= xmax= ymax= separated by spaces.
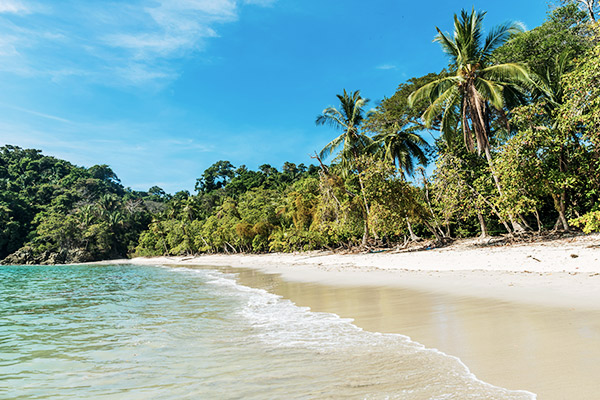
xmin=99 ymin=233 xmax=600 ymax=399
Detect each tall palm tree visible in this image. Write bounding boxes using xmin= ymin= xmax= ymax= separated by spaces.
xmin=409 ymin=8 xmax=533 ymax=232
xmin=316 ymin=89 xmax=373 ymax=245
xmin=410 ymin=9 xmax=530 ymax=158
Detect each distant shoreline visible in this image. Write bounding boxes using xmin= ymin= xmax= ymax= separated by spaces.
xmin=91 ymin=232 xmax=600 ymax=310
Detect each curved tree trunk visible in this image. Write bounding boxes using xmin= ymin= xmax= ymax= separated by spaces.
xmin=552 ymin=193 xmax=570 ymax=231
xmin=422 ymin=220 xmax=442 ymax=242
xmin=406 ymin=218 xmax=420 ymax=241
xmin=557 ymin=149 xmax=570 ymax=231
xmin=466 ymin=88 xmax=524 ymax=233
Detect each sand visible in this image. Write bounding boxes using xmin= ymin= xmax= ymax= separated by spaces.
xmin=112 ymin=233 xmax=600 ymax=309
xmin=93 ymin=233 xmax=600 ymax=399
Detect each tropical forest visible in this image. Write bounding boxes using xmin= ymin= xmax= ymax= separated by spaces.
xmin=2 ymin=2 xmax=599 ymax=264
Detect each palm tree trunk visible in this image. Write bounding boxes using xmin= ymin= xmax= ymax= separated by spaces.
xmin=467 ymin=90 xmax=523 ymax=233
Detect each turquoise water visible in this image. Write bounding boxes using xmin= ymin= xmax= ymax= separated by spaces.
xmin=1 ymin=264 xmax=535 ymax=399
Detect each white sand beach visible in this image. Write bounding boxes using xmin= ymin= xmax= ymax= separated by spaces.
xmin=108 ymin=233 xmax=600 ymax=309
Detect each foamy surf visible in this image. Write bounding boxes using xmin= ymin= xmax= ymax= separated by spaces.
xmin=176 ymin=266 xmax=537 ymax=399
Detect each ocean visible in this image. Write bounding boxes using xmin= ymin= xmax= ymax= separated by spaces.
xmin=0 ymin=264 xmax=535 ymax=399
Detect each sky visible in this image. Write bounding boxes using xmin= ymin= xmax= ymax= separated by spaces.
xmin=0 ymin=0 xmax=552 ymax=193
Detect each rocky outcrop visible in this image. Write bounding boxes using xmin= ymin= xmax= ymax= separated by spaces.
xmin=1 ymin=247 xmax=96 ymax=265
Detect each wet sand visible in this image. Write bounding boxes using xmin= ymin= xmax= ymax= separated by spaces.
xmin=227 ymin=266 xmax=600 ymax=400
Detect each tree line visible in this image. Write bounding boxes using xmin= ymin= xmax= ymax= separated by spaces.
xmin=2 ymin=2 xmax=600 ymax=264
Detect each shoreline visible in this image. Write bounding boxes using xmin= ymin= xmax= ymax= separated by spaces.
xmin=85 ymin=234 xmax=600 ymax=399
xmin=96 ymin=233 xmax=600 ymax=310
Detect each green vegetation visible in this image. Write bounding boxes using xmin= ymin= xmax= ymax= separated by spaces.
xmin=0 ymin=146 xmax=156 ymax=264
xmin=2 ymin=3 xmax=599 ymax=264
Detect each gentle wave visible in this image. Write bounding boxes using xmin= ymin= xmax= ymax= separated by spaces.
xmin=1 ymin=264 xmax=537 ymax=399
xmin=174 ymin=266 xmax=537 ymax=399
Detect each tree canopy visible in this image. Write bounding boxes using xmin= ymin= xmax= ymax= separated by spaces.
xmin=3 ymin=3 xmax=600 ymax=264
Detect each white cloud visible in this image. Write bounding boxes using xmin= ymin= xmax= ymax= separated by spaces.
xmin=103 ymin=0 xmax=237 ymax=61
xmin=0 ymin=0 xmax=277 ymax=86
xmin=105 ymin=33 xmax=197 ymax=59
xmin=0 ymin=35 xmax=20 ymax=56
xmin=111 ymin=62 xmax=178 ymax=85
xmin=0 ymin=103 xmax=73 ymax=123
xmin=0 ymin=0 xmax=30 ymax=14
xmin=376 ymin=64 xmax=397 ymax=70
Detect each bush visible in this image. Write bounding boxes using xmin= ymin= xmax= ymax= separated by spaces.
xmin=570 ymin=211 xmax=600 ymax=233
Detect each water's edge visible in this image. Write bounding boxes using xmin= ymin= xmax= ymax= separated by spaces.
xmin=2 ymin=264 xmax=537 ymax=399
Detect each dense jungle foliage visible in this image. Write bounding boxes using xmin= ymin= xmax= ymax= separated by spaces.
xmin=2 ymin=2 xmax=600 ymax=264
xmin=0 ymin=146 xmax=158 ymax=264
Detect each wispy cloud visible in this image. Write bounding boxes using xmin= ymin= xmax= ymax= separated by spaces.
xmin=376 ymin=63 xmax=397 ymax=70
xmin=0 ymin=0 xmax=277 ymax=86
xmin=0 ymin=102 xmax=73 ymax=123
xmin=0 ymin=0 xmax=30 ymax=14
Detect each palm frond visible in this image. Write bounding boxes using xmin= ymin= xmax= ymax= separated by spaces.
xmin=480 ymin=21 xmax=524 ymax=62
xmin=421 ymin=85 xmax=459 ymax=128
xmin=481 ymin=63 xmax=531 ymax=85
xmin=408 ymin=76 xmax=458 ymax=107
xmin=434 ymin=28 xmax=459 ymax=59
xmin=453 ymin=8 xmax=485 ymax=66
xmin=475 ymin=78 xmax=505 ymax=109
xmin=502 ymin=83 xmax=529 ymax=110
xmin=316 ymin=89 xmax=371 ymax=167
xmin=315 ymin=107 xmax=349 ymax=131
xmin=318 ymin=134 xmax=345 ymax=160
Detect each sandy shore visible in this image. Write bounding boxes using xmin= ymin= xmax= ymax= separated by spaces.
xmin=93 ymin=233 xmax=600 ymax=399
xmin=102 ymin=233 xmax=600 ymax=310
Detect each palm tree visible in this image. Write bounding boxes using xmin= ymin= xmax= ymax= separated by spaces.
xmin=409 ymin=8 xmax=533 ymax=232
xmin=371 ymin=125 xmax=430 ymax=177
xmin=316 ymin=89 xmax=373 ymax=172
xmin=316 ymin=89 xmax=373 ymax=245
xmin=532 ymin=51 xmax=571 ymax=117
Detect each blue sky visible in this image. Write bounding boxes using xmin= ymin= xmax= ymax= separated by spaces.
xmin=0 ymin=0 xmax=551 ymax=193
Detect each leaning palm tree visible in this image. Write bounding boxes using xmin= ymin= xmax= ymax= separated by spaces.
xmin=316 ymin=89 xmax=373 ymax=245
xmin=409 ymin=8 xmax=533 ymax=232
